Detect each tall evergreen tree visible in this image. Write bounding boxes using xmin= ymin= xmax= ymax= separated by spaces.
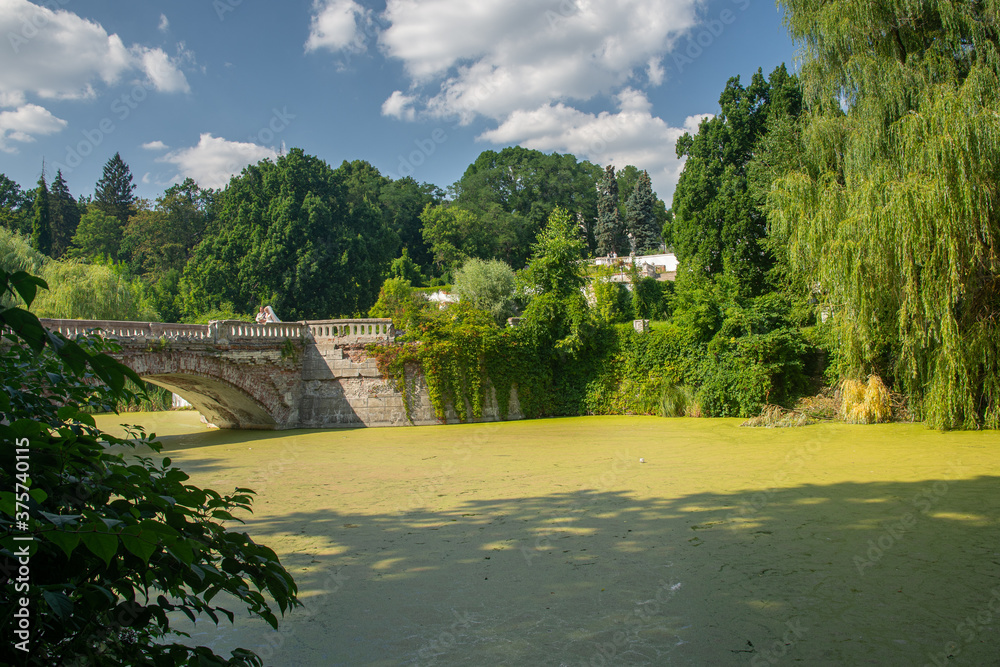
xmin=624 ymin=170 xmax=661 ymax=254
xmin=772 ymin=0 xmax=1000 ymax=429
xmin=48 ymin=169 xmax=80 ymax=259
xmin=594 ymin=165 xmax=625 ymax=256
xmin=94 ymin=152 xmax=137 ymax=226
xmin=673 ymin=65 xmax=802 ymax=295
xmin=31 ymin=173 xmax=52 ymax=256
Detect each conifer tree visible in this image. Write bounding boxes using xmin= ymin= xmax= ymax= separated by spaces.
xmin=624 ymin=170 xmax=660 ymax=254
xmin=31 ymin=173 xmax=52 ymax=256
xmin=94 ymin=152 xmax=137 ymax=226
xmin=49 ymin=169 xmax=80 ymax=259
xmin=771 ymin=0 xmax=1000 ymax=429
xmin=594 ymin=165 xmax=625 ymax=256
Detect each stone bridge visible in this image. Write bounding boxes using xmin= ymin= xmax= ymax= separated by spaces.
xmin=40 ymin=318 xmax=520 ymax=430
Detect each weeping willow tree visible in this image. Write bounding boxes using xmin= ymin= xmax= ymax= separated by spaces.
xmin=770 ymin=0 xmax=1000 ymax=429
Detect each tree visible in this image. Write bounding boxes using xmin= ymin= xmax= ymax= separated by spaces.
xmin=419 ymin=204 xmax=487 ymax=275
xmin=379 ymin=176 xmax=440 ymax=272
xmin=770 ymin=0 xmax=1000 ymax=428
xmin=453 ymin=147 xmax=602 ymax=266
xmin=48 ymin=169 xmax=80 ymax=259
xmin=30 ymin=174 xmax=52 ymax=256
xmin=71 ymin=206 xmax=123 ymax=260
xmin=673 ymin=65 xmax=803 ymax=296
xmin=0 ymin=173 xmax=29 ymax=234
xmin=594 ymin=165 xmax=625 ymax=256
xmin=453 ymin=258 xmax=517 ymax=324
xmin=94 ymin=152 xmax=137 ymax=226
xmin=624 ymin=170 xmax=661 ymax=254
xmin=0 ymin=270 xmax=298 ymax=665
xmin=183 ymin=148 xmax=396 ymax=320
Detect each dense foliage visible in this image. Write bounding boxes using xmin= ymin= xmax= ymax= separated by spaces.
xmin=181 ymin=149 xmax=397 ymax=320
xmin=772 ymin=0 xmax=1000 ymax=428
xmin=673 ymin=65 xmax=803 ymax=298
xmin=0 ymin=270 xmax=298 ymax=665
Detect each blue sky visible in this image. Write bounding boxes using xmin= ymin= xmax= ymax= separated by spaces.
xmin=0 ymin=0 xmax=800 ymax=205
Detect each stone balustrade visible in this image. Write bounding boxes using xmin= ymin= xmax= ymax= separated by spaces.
xmin=307 ymin=318 xmax=394 ymax=342
xmin=39 ymin=317 xmax=396 ymax=345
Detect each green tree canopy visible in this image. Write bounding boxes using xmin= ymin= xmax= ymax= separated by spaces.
xmin=624 ymin=170 xmax=661 ymax=254
xmin=453 ymin=258 xmax=518 ymax=324
xmin=0 ymin=173 xmax=30 ymax=234
xmin=453 ymin=147 xmax=601 ymax=267
xmin=770 ymin=0 xmax=1000 ymax=428
xmin=594 ymin=165 xmax=625 ymax=256
xmin=30 ymin=173 xmax=52 ymax=256
xmin=673 ymin=65 xmax=803 ymax=297
xmin=94 ymin=152 xmax=137 ymax=227
xmin=182 ymin=148 xmax=396 ymax=320
xmin=71 ymin=206 xmax=123 ymax=260
xmin=49 ymin=169 xmax=80 ymax=259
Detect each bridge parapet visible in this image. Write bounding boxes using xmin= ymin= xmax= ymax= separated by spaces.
xmin=41 ymin=319 xmax=215 ymax=342
xmin=306 ymin=318 xmax=395 ymax=343
xmin=39 ymin=318 xmax=396 ymax=345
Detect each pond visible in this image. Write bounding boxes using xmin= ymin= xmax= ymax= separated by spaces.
xmin=97 ymin=412 xmax=1000 ymax=666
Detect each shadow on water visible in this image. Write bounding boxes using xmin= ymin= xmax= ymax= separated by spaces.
xmin=181 ymin=475 xmax=1000 ymax=666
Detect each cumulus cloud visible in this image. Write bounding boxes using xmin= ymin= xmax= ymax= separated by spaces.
xmin=378 ymin=0 xmax=701 ymax=120
xmin=480 ymin=90 xmax=711 ymax=201
xmin=305 ymin=0 xmax=369 ymax=53
xmin=0 ymin=0 xmax=190 ymax=102
xmin=0 ymin=103 xmax=67 ymax=152
xmin=381 ymin=90 xmax=417 ymax=121
xmin=141 ymin=140 xmax=168 ymax=151
xmin=158 ymin=13 xmax=169 ymax=33
xmin=158 ymin=133 xmax=278 ymax=189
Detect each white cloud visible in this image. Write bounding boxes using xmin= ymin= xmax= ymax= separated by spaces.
xmin=0 ymin=103 xmax=67 ymax=153
xmin=381 ymin=90 xmax=417 ymax=121
xmin=141 ymin=140 xmax=168 ymax=151
xmin=647 ymin=57 xmax=665 ymax=86
xmin=0 ymin=0 xmax=190 ymax=103
xmin=305 ymin=0 xmax=369 ymax=53
xmin=158 ymin=133 xmax=278 ymax=189
xmin=158 ymin=13 xmax=169 ymax=33
xmin=480 ymin=90 xmax=711 ymax=201
xmin=134 ymin=46 xmax=190 ymax=94
xmin=378 ymin=0 xmax=702 ymax=120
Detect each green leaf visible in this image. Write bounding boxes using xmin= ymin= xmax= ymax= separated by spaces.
xmin=45 ymin=530 xmax=81 ymax=559
xmin=2 ymin=307 xmax=47 ymax=352
xmin=81 ymin=530 xmax=118 ymax=566
xmin=121 ymin=527 xmax=158 ymax=563
xmin=8 ymin=271 xmax=47 ymax=309
xmin=42 ymin=590 xmax=73 ymax=620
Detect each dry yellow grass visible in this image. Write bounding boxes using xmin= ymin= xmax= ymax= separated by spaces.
xmin=841 ymin=375 xmax=892 ymax=424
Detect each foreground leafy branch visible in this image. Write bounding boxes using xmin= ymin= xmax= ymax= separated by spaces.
xmin=0 ymin=269 xmax=298 ymax=666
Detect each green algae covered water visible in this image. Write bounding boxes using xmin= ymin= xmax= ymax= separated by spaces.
xmin=97 ymin=412 xmax=1000 ymax=666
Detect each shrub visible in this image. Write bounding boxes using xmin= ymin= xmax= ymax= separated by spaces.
xmin=0 ymin=269 xmax=298 ymax=666
xmin=840 ymin=375 xmax=892 ymax=424
xmin=453 ymin=258 xmax=517 ymax=325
